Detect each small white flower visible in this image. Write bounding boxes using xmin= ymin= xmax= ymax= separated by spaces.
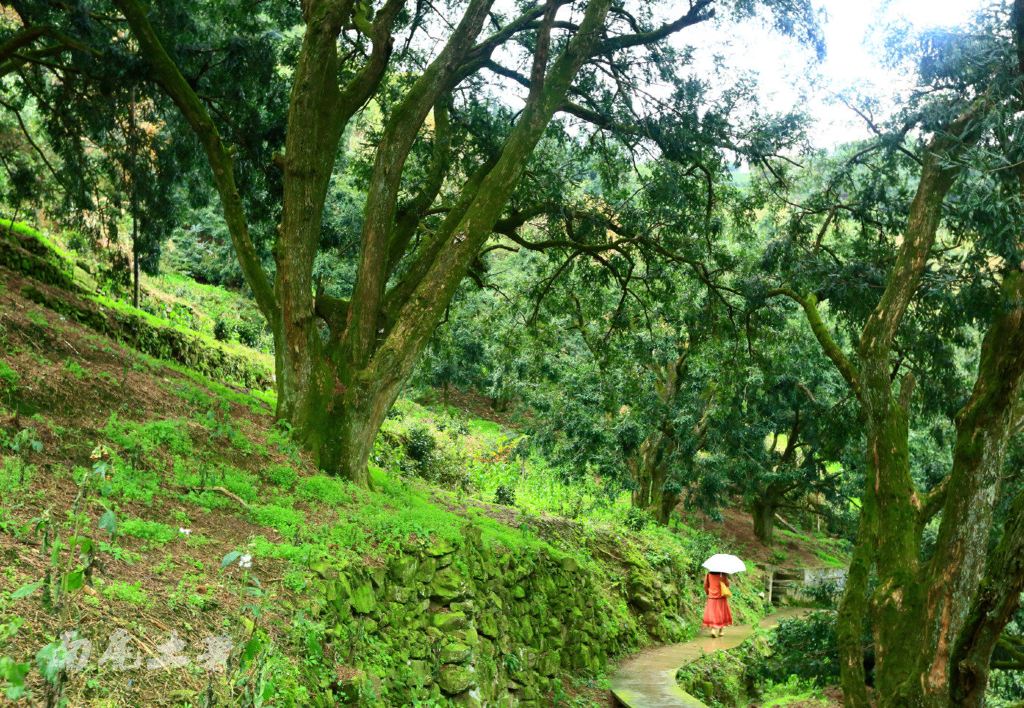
xmin=179 ymin=527 xmax=192 ymax=536
xmin=238 ymin=554 xmax=253 ymax=569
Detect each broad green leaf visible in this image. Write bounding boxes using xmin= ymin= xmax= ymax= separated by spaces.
xmin=10 ymin=579 xmax=43 ymax=601
xmin=98 ymin=509 xmax=117 ymax=536
xmin=62 ymin=569 xmax=85 ymax=592
xmin=221 ymin=551 xmax=242 ymax=569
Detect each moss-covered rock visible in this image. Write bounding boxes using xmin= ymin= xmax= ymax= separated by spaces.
xmin=438 ymin=664 xmax=476 ymax=695
xmin=350 ymin=582 xmax=377 ymax=614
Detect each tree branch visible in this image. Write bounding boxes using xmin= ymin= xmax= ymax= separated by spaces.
xmin=596 ymin=0 xmax=714 ymax=53
xmin=767 ymin=288 xmax=861 ymax=397
xmin=113 ymin=0 xmax=278 ymax=320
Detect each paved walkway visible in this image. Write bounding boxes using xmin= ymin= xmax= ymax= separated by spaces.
xmin=609 ymin=607 xmax=811 ymax=707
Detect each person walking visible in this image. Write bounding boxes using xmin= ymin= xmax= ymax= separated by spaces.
xmin=703 ymin=570 xmax=733 ymax=638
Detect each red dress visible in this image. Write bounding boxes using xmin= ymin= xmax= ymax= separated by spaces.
xmin=702 ymin=573 xmax=733 ymax=628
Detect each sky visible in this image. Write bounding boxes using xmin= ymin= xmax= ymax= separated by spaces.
xmin=683 ymin=0 xmax=990 ymax=147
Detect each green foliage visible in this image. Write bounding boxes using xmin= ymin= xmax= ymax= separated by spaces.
xmin=264 ymin=463 xmax=298 ymax=490
xmin=99 ymin=580 xmax=150 ymax=607
xmin=0 ymin=457 xmax=34 ymax=499
xmin=296 ymin=474 xmax=356 ymax=506
xmin=677 ymin=632 xmax=770 ymax=706
xmin=749 ymin=612 xmax=845 ymax=688
xmin=759 ymin=676 xmax=828 ymax=707
xmin=0 ymin=360 xmax=18 ymax=400
xmin=104 ymin=413 xmax=192 ymax=457
xmin=252 ymin=504 xmax=306 ymax=538
xmin=63 ymin=359 xmax=86 ymax=379
xmin=624 ymin=506 xmax=653 ymax=532
xmin=0 ymin=617 xmax=29 ymax=701
xmin=119 ymin=518 xmax=179 ymax=547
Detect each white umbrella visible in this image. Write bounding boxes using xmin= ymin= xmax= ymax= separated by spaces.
xmin=702 ymin=553 xmax=747 ymax=574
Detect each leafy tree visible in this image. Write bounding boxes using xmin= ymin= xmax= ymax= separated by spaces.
xmin=108 ymin=0 xmax=821 ymax=483
xmin=701 ymin=310 xmax=857 ymax=545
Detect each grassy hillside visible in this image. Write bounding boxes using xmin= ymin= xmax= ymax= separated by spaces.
xmin=0 ymin=223 xmax=846 ymax=706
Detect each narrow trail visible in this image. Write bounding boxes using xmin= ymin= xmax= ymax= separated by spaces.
xmin=609 ymin=607 xmax=811 ymax=707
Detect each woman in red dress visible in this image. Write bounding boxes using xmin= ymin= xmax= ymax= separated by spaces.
xmin=703 ymin=571 xmax=733 ymax=637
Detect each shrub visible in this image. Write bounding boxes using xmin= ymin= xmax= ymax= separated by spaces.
xmin=494 ymin=484 xmax=516 ymax=506
xmin=404 ymin=424 xmax=436 ymax=463
xmin=213 ymin=318 xmax=233 ymax=342
xmin=806 ymin=578 xmax=842 ymax=608
xmin=624 ymin=506 xmax=652 ymax=532
xmin=749 ymin=611 xmax=844 ymax=688
xmin=235 ymin=317 xmax=264 ymax=348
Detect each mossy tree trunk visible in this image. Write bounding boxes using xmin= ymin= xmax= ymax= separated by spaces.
xmin=948 ymin=485 xmax=1024 ymax=705
xmin=628 ymin=428 xmax=678 ymax=524
xmin=773 ymin=102 xmax=1024 ymax=706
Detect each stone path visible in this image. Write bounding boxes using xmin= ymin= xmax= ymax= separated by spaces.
xmin=609 ymin=607 xmax=811 ymax=707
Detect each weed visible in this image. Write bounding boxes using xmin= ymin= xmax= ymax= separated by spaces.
xmin=99 ymin=580 xmax=150 ymax=607
xmin=0 ymin=458 xmax=34 ymax=499
xmin=264 ymin=463 xmax=298 ymax=489
xmin=0 ymin=361 xmax=18 ymax=401
xmin=251 ymin=504 xmax=306 ymax=538
xmin=63 ymin=360 xmax=86 ymax=379
xmin=26 ymin=309 xmax=47 ymax=327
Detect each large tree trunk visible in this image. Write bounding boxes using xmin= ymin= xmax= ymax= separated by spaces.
xmin=836 ymin=523 xmax=873 ymax=708
xmin=772 ymin=107 xmax=982 ymax=707
xmin=751 ymin=496 xmax=778 ymax=546
xmin=910 ymin=272 xmax=1024 ymax=705
xmin=628 ymin=432 xmax=677 ymax=524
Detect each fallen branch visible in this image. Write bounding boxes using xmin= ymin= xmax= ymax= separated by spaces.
xmin=775 ymin=512 xmax=801 ymax=535
xmin=179 ymin=485 xmax=251 ymax=510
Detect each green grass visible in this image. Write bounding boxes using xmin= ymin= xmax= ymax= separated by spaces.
xmin=143 ymin=272 xmax=273 ymax=351
xmin=0 ymin=219 xmax=76 ymax=265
